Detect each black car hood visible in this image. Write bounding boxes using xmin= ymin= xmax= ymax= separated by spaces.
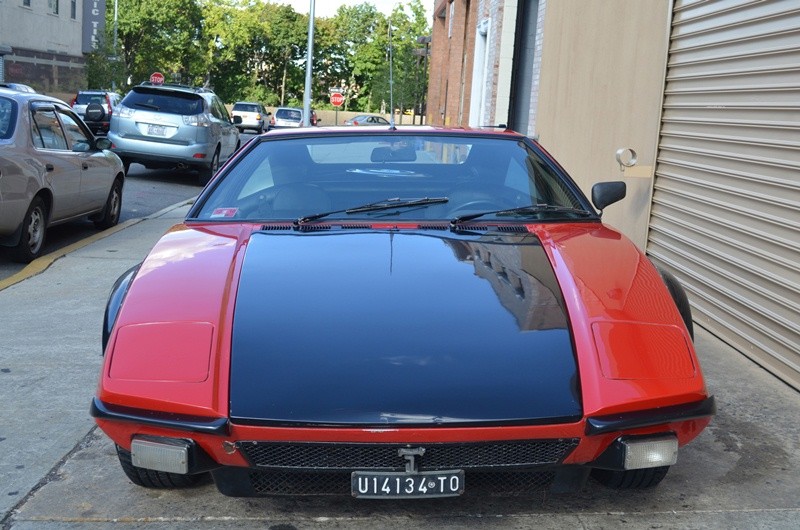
xmin=229 ymin=230 xmax=581 ymax=426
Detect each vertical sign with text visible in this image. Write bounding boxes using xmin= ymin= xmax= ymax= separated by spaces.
xmin=82 ymin=0 xmax=107 ymax=54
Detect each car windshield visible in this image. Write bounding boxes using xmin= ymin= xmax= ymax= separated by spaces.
xmin=192 ymin=134 xmax=594 ymax=223
xmin=121 ymin=88 xmax=204 ymax=115
xmin=0 ymin=96 xmax=17 ymax=139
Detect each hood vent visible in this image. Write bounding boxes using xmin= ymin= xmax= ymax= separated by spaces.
xmin=496 ymin=225 xmax=528 ymax=233
xmin=260 ymin=224 xmax=292 ymax=231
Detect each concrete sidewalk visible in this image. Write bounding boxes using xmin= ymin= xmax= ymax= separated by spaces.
xmin=0 ymin=202 xmax=191 ymax=520
xmin=1 ymin=203 xmax=798 ymax=529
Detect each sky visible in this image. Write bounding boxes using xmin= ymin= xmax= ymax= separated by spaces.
xmin=276 ymin=0 xmax=431 ymax=19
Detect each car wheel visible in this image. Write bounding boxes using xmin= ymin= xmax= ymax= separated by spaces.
xmin=116 ymin=445 xmax=204 ymax=489
xmin=12 ymin=196 xmax=48 ymax=264
xmin=658 ymin=267 xmax=694 ymax=340
xmin=94 ymin=178 xmax=123 ymax=230
xmin=198 ymin=148 xmax=220 ymax=186
xmin=256 ymin=124 xmax=263 ymax=134
xmin=591 ymin=466 xmax=670 ymax=489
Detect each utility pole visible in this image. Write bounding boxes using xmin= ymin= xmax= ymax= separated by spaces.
xmin=303 ymin=0 xmax=315 ymax=127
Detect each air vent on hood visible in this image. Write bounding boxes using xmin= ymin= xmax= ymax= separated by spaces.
xmin=496 ymin=225 xmax=528 ymax=233
xmin=260 ymin=224 xmax=292 ymax=231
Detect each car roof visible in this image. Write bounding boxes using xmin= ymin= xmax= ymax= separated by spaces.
xmin=134 ymin=82 xmax=214 ymax=94
xmin=0 ymin=88 xmax=69 ymax=106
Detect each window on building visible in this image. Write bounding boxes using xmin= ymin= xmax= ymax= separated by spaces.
xmin=23 ymin=0 xmax=31 ymax=7
xmin=49 ymin=0 xmax=59 ymax=15
xmin=71 ymin=0 xmax=76 ymax=19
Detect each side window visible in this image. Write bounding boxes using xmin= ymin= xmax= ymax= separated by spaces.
xmin=216 ymin=98 xmax=231 ymax=121
xmin=209 ymin=97 xmax=224 ymax=120
xmin=57 ymin=108 xmax=91 ymax=150
xmin=31 ymin=107 xmax=68 ymax=150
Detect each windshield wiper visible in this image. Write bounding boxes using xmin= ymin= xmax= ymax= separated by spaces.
xmin=132 ymin=102 xmax=161 ymax=110
xmin=295 ymin=197 xmax=449 ymax=226
xmin=450 ymin=204 xmax=594 ymax=227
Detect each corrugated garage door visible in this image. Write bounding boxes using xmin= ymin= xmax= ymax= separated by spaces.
xmin=648 ymin=0 xmax=800 ymax=390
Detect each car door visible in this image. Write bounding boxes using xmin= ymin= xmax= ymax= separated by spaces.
xmin=29 ymin=103 xmax=83 ymax=219
xmin=56 ymin=106 xmax=113 ymax=210
xmin=211 ymin=96 xmax=238 ymax=159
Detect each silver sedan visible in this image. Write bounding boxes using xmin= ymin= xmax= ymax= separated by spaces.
xmin=0 ymin=88 xmax=125 ymax=263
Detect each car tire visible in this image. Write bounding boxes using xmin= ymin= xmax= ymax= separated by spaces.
xmin=115 ymin=445 xmax=204 ymax=489
xmin=591 ymin=466 xmax=670 ymax=489
xmin=256 ymin=124 xmax=263 ymax=134
xmin=94 ymin=177 xmax=123 ymax=230
xmin=12 ymin=196 xmax=48 ymax=264
xmin=198 ymin=148 xmax=220 ymax=186
xmin=658 ymin=267 xmax=694 ymax=340
xmin=120 ymin=158 xmax=131 ymax=174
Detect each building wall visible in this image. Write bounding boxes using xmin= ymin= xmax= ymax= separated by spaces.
xmin=533 ymin=0 xmax=671 ymax=248
xmin=0 ymin=0 xmax=87 ymax=94
xmin=428 ymin=0 xmax=669 ymax=248
xmin=428 ymin=0 xmax=480 ymax=127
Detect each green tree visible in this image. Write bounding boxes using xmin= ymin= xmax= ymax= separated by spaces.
xmin=375 ymin=0 xmax=430 ymax=122
xmin=109 ymin=0 xmax=204 ymax=88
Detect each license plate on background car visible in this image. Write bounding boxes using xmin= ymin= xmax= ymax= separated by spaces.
xmin=351 ymin=470 xmax=464 ymax=498
xmin=147 ymin=124 xmax=167 ymax=136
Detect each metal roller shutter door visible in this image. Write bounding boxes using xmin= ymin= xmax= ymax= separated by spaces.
xmin=648 ymin=0 xmax=800 ymax=390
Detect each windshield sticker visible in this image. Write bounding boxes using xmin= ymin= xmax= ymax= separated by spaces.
xmin=210 ymin=207 xmax=238 ymax=218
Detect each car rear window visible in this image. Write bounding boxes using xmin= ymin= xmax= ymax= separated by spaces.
xmin=75 ymin=93 xmax=107 ymax=105
xmin=276 ymin=109 xmax=301 ymax=120
xmin=122 ymin=88 xmax=205 ymax=115
xmin=0 ymin=96 xmax=18 ymax=139
xmin=234 ymin=103 xmax=259 ymax=112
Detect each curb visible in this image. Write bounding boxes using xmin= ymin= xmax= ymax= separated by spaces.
xmin=0 ymin=199 xmax=194 ymax=292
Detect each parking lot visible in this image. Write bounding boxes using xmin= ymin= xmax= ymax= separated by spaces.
xmin=1 ymin=203 xmax=798 ymax=530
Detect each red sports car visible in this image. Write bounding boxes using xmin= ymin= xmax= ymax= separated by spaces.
xmin=92 ymin=126 xmax=714 ymax=498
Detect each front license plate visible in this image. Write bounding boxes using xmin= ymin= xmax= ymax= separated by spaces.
xmin=147 ymin=124 xmax=167 ymax=136
xmin=351 ymin=470 xmax=464 ymax=499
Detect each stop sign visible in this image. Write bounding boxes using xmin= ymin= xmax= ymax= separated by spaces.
xmin=330 ymin=92 xmax=345 ymax=107
xmin=149 ymin=72 xmax=165 ymax=85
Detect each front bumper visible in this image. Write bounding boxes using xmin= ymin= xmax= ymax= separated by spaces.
xmin=91 ymin=396 xmax=714 ymax=496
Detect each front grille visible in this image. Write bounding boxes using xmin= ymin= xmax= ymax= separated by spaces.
xmin=246 ymin=469 xmax=557 ymax=496
xmin=237 ymin=439 xmax=579 ymax=471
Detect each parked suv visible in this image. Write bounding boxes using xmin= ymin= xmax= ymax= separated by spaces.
xmin=108 ymin=83 xmax=241 ymax=185
xmin=71 ymin=90 xmax=120 ymax=135
xmin=231 ymin=101 xmax=269 ymax=133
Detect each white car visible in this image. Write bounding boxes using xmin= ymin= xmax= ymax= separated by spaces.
xmin=231 ymin=102 xmax=269 ymax=134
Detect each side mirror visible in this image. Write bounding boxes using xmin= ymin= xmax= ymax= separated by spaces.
xmin=592 ymin=181 xmax=626 ymax=211
xmin=84 ymin=103 xmax=106 ymax=123
xmin=96 ymin=137 xmax=112 ymax=150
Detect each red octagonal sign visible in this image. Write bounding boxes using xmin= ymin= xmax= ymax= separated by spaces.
xmin=149 ymin=72 xmax=165 ymax=85
xmin=330 ymin=92 xmax=344 ymax=107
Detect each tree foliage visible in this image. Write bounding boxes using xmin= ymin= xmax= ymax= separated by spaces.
xmin=91 ymin=0 xmax=430 ymax=113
